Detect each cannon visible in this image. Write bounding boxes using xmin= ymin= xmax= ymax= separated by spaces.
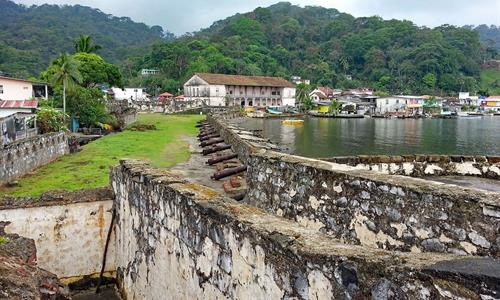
xmin=199 ymin=134 xmax=220 ymax=141
xmin=207 ymin=153 xmax=238 ymax=165
xmin=200 ymin=138 xmax=225 ymax=147
xmin=202 ymin=144 xmax=231 ymax=155
xmin=211 ymin=166 xmax=247 ymax=180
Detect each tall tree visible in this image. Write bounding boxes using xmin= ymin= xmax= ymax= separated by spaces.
xmin=75 ymin=35 xmax=102 ymax=53
xmin=49 ymin=53 xmax=82 ymax=120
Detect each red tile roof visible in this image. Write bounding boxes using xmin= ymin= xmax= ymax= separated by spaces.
xmin=195 ymin=73 xmax=295 ymax=88
xmin=158 ymin=92 xmax=173 ymax=97
xmin=174 ymin=95 xmax=184 ymax=100
xmin=0 ymin=100 xmax=38 ymax=109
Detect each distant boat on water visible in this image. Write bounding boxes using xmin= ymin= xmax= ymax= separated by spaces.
xmin=457 ymin=112 xmax=481 ymax=118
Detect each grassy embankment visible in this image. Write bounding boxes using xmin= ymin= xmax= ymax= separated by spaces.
xmin=480 ymin=69 xmax=500 ymax=95
xmin=0 ymin=114 xmax=204 ymax=197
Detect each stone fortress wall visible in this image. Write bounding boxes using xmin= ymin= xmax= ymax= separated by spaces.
xmin=0 ymin=132 xmax=68 ymax=184
xmin=207 ymin=112 xmax=500 ymax=257
xmin=111 ymin=160 xmax=500 ymax=299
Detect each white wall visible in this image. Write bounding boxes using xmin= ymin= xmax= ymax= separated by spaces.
xmin=0 ymin=200 xmax=115 ymax=280
xmin=112 ymin=87 xmax=148 ymax=101
xmin=376 ymin=97 xmax=406 ymax=113
xmin=282 ymin=87 xmax=296 ymax=106
xmin=0 ymin=78 xmax=33 ymax=101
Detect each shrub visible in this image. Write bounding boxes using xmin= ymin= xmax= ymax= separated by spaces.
xmin=37 ymin=107 xmax=67 ymax=133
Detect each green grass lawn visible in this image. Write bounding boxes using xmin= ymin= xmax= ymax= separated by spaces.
xmin=480 ymin=69 xmax=500 ymax=95
xmin=1 ymin=114 xmax=204 ymax=197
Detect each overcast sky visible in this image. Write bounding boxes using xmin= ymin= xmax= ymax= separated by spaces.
xmin=15 ymin=0 xmax=500 ymax=35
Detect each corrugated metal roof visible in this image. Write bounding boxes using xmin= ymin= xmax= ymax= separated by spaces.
xmin=195 ymin=73 xmax=295 ymax=88
xmin=0 ymin=100 xmax=38 ymax=109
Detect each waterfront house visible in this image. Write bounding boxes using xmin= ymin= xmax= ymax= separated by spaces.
xmin=459 ymin=92 xmax=480 ymax=107
xmin=309 ymin=87 xmax=340 ymax=103
xmin=0 ymin=76 xmax=48 ymax=101
xmin=376 ymin=96 xmax=410 ymax=115
xmin=481 ymin=96 xmax=500 ymax=112
xmin=111 ymin=87 xmax=149 ymax=102
xmin=183 ymin=73 xmax=296 ymax=107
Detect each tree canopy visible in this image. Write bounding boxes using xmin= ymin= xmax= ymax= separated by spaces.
xmin=130 ymin=3 xmax=498 ymax=96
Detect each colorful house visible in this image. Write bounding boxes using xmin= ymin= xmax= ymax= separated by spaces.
xmin=481 ymin=96 xmax=500 ymax=112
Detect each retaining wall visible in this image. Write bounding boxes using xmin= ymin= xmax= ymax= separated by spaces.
xmin=0 ymin=188 xmax=115 ymax=280
xmin=321 ymin=155 xmax=500 ymax=179
xmin=0 ymin=132 xmax=68 ymax=184
xmin=111 ymin=160 xmax=500 ymax=299
xmin=246 ymin=151 xmax=500 ymax=257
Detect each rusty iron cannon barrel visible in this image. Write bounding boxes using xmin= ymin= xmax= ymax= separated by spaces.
xmin=202 ymin=144 xmax=231 ymax=156
xmin=207 ymin=153 xmax=238 ymax=165
xmin=200 ymin=138 xmax=225 ymax=147
xmin=195 ymin=123 xmax=212 ymax=128
xmin=211 ymin=166 xmax=247 ymax=180
xmin=199 ymin=134 xmax=220 ymax=141
xmin=198 ymin=130 xmax=217 ymax=137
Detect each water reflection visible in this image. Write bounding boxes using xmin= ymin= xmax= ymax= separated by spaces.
xmin=237 ymin=117 xmax=500 ymax=157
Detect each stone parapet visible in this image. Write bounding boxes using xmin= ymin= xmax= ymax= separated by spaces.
xmin=246 ymin=151 xmax=500 ymax=257
xmin=0 ymin=132 xmax=68 ymax=184
xmin=321 ymin=155 xmax=500 ymax=179
xmin=111 ymin=160 xmax=500 ymax=299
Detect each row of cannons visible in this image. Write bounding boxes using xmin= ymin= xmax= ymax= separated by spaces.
xmin=196 ymin=120 xmax=247 ymax=201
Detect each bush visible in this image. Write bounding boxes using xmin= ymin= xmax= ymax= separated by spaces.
xmin=66 ymin=86 xmax=113 ymax=127
xmin=37 ymin=108 xmax=67 ymax=133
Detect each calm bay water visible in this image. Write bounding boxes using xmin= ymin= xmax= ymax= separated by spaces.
xmin=237 ymin=116 xmax=500 ymax=157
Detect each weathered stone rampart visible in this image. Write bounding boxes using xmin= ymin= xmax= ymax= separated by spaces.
xmin=0 ymin=132 xmax=68 ymax=184
xmin=111 ymin=160 xmax=499 ymax=299
xmin=321 ymin=155 xmax=500 ymax=179
xmin=246 ymin=151 xmax=500 ymax=257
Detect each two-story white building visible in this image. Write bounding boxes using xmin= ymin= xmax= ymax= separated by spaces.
xmin=183 ymin=73 xmax=296 ymax=107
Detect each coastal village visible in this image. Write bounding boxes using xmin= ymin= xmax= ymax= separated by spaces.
xmin=0 ymin=1 xmax=499 ymax=300
xmin=2 ymin=70 xmax=500 ymax=147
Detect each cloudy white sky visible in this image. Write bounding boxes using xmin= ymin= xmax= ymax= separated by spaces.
xmin=15 ymin=0 xmax=500 ymax=34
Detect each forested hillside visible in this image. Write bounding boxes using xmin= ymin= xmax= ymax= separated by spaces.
xmin=135 ymin=2 xmax=498 ymax=95
xmin=0 ymin=0 xmax=171 ymax=77
xmin=469 ymin=25 xmax=500 ymax=50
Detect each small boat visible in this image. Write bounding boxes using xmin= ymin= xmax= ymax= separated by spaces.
xmin=267 ymin=107 xmax=283 ymax=115
xmin=457 ymin=112 xmax=481 ymax=118
xmin=282 ymin=119 xmax=304 ymax=126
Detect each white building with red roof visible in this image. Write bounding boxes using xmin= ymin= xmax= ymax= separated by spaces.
xmin=184 ymin=73 xmax=296 ymax=107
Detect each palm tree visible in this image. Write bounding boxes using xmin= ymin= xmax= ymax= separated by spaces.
xmin=74 ymin=35 xmax=102 ymax=53
xmin=50 ymin=53 xmax=82 ymax=120
xmin=329 ymin=99 xmax=342 ymax=115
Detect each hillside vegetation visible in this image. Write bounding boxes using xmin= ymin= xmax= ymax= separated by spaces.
xmin=480 ymin=69 xmax=500 ymax=95
xmin=133 ymin=2 xmax=498 ymax=95
xmin=0 ymin=0 xmax=171 ymax=77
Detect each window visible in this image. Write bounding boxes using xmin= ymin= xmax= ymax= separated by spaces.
xmin=386 ymin=99 xmax=389 ymax=105
xmin=396 ymin=99 xmax=399 ymax=104
xmin=0 ymin=85 xmax=3 ymax=94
